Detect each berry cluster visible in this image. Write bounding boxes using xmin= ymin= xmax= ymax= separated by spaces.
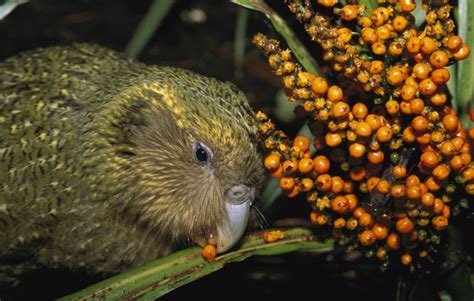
xmin=254 ymin=0 xmax=472 ymax=269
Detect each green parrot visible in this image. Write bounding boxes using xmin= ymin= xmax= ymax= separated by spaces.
xmin=0 ymin=44 xmax=264 ymax=285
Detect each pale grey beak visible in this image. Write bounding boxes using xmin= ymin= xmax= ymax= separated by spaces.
xmin=216 ymin=185 xmax=254 ymax=253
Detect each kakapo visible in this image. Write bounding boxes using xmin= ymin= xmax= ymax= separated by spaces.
xmin=0 ymin=44 xmax=264 ymax=285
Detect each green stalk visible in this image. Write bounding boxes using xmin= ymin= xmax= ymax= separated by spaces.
xmin=124 ymin=0 xmax=175 ymax=58
xmin=60 ymin=228 xmax=333 ymax=300
xmin=456 ymin=0 xmax=474 ymax=128
xmin=231 ymin=0 xmax=322 ymax=76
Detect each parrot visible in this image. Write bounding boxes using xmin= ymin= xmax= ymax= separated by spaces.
xmin=0 ymin=44 xmax=264 ymax=285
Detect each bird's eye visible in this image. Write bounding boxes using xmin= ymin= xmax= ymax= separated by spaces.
xmin=193 ymin=142 xmax=212 ymax=165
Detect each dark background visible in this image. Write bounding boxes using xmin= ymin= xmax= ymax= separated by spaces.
xmin=0 ymin=1 xmax=470 ymax=300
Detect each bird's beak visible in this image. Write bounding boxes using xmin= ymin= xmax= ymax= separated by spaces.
xmin=215 ymin=185 xmax=254 ymax=253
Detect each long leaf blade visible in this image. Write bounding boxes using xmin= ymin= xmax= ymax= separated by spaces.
xmin=60 ymin=228 xmax=333 ymax=300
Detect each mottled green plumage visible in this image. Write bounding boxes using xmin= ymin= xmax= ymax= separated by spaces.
xmin=0 ymin=44 xmax=263 ymax=285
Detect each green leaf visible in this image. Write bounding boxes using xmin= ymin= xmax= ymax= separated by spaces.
xmin=455 ymin=0 xmax=474 ymax=128
xmin=358 ymin=0 xmax=378 ymax=14
xmin=60 ymin=228 xmax=333 ymax=300
xmin=231 ymin=0 xmax=322 ymax=76
xmin=125 ymin=0 xmax=175 ymax=58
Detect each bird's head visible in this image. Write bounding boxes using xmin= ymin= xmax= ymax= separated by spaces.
xmin=91 ymin=67 xmax=264 ymax=253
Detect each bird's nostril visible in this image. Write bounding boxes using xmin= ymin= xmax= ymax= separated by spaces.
xmin=226 ymin=185 xmax=252 ymax=204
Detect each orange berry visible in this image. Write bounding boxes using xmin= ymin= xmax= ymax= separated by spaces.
xmin=401 ymin=84 xmax=417 ymax=101
xmin=367 ymin=176 xmax=380 ymax=191
xmin=370 ymin=61 xmax=384 ymax=74
xmin=340 ymin=5 xmax=358 ymax=21
xmin=359 ymin=230 xmax=376 ymax=246
xmin=403 ymin=127 xmax=416 ymax=143
xmin=440 ymin=141 xmax=456 ymax=156
xmin=396 ymin=217 xmax=414 ymax=234
xmin=346 ymin=194 xmax=358 ymax=211
xmin=282 ymin=158 xmax=298 ymax=175
xmin=393 ymin=165 xmax=407 ymax=178
xmin=311 ymin=77 xmax=329 ymax=94
xmin=387 ymin=67 xmax=405 ymax=85
xmin=293 ymin=135 xmax=310 ymax=152
xmin=430 ymin=51 xmax=449 ymax=68
xmin=376 ymin=179 xmax=390 ymax=194
xmin=432 ymin=164 xmax=450 ymax=180
xmin=447 ymin=35 xmax=463 ymax=51
xmin=298 ymin=158 xmax=314 ymax=173
xmin=280 ymin=177 xmax=296 ymax=191
xmin=349 ymin=143 xmax=366 ymax=158
xmin=420 ymin=37 xmax=438 ymax=54
xmin=451 ymin=137 xmax=464 ymax=151
xmin=355 ymin=121 xmax=372 ymax=137
xmin=431 ymin=68 xmax=450 ymax=84
xmin=425 ymin=176 xmax=442 ymax=192
xmin=331 ymin=176 xmax=344 ymax=193
xmin=419 ymin=78 xmax=438 ymax=95
xmin=353 ymin=103 xmax=369 ymax=119
xmin=429 ymin=92 xmax=447 ymax=106
xmin=391 ymin=184 xmax=406 ymax=198
xmin=316 ymin=174 xmax=332 ymax=191
xmin=371 ymin=7 xmax=390 ymax=26
xmin=343 ymin=181 xmax=355 ymax=193
xmin=401 ymin=254 xmax=412 ymax=265
xmin=327 ymin=85 xmax=344 ymax=102
xmin=270 ymin=165 xmax=283 ymax=178
xmin=449 ymin=155 xmax=465 ymax=170
xmin=411 ymin=116 xmax=429 ymax=132
xmin=353 ymin=207 xmax=366 ymax=219
xmin=331 ymin=196 xmax=350 ymax=214
xmin=413 ymin=62 xmax=431 ymax=80
xmin=361 ymin=28 xmax=378 ymax=44
xmin=400 ymin=100 xmax=412 ymax=114
xmin=376 ymin=126 xmax=393 ymax=142
xmin=310 ymin=211 xmax=318 ymax=224
xmin=389 ymin=42 xmax=404 ymax=56
xmin=201 ymin=244 xmax=217 ymax=262
xmin=407 ymin=185 xmax=422 ymax=200
xmin=359 ymin=212 xmax=373 ymax=227
xmin=409 ymin=98 xmax=424 ymax=114
xmin=325 ymin=132 xmax=342 ymax=147
xmin=421 ymin=192 xmax=435 ymax=207
xmin=313 ymin=155 xmax=331 ymax=174
xmin=386 ymin=100 xmax=400 ymax=115
xmin=317 ymin=0 xmax=337 ymax=7
xmin=393 ymin=15 xmax=408 ymax=32
xmin=287 ymin=185 xmax=300 ymax=198
xmin=462 ymin=167 xmax=474 ymax=181
xmin=406 ymin=175 xmax=420 ymax=187
xmin=421 ymin=150 xmax=440 ymax=168
xmin=453 ymin=43 xmax=470 ymax=60
xmin=407 ymin=37 xmax=421 ymax=53
xmin=400 ymin=0 xmax=416 ymax=12
xmin=442 ymin=114 xmax=459 ymax=131
xmin=350 ymin=165 xmax=367 ymax=182
xmin=332 ymin=101 xmax=350 ymax=118
xmin=372 ymin=42 xmax=387 ymax=55
xmin=432 ymin=216 xmax=448 ymax=230
xmin=367 ymin=150 xmax=385 ymax=164
xmin=334 ymin=217 xmax=346 ymax=229
xmin=373 ymin=223 xmax=389 ymax=240
xmin=376 ymin=25 xmax=392 ymax=40
xmin=264 ymin=154 xmax=280 ymax=170
xmin=442 ymin=205 xmax=451 ymax=218
xmin=300 ymin=178 xmax=314 ymax=192
xmin=365 ymin=114 xmax=381 ymax=130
